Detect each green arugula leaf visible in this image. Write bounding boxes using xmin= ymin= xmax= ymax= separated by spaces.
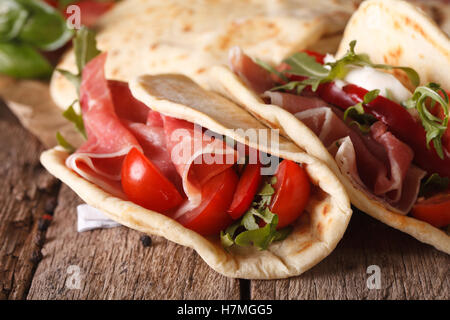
xmin=56 ymin=131 xmax=75 ymax=153
xmin=235 ymin=215 xmax=279 ymax=250
xmin=74 ymin=26 xmax=101 ymax=75
xmin=264 ymin=40 xmax=420 ymax=95
xmin=58 ymin=27 xmax=100 ymax=94
xmin=220 ymin=231 xmax=235 ymax=248
xmin=343 ymin=90 xmax=379 ymax=121
xmin=419 ymin=173 xmax=450 ymax=198
xmin=283 ymin=52 xmax=329 ymax=79
xmin=403 ymin=83 xmax=449 ymax=159
xmin=62 ymin=101 xmax=86 ymax=139
xmin=56 ymin=68 xmax=81 ymax=93
xmin=220 ymin=176 xmax=293 ymax=250
xmin=254 ymin=58 xmax=288 ymax=82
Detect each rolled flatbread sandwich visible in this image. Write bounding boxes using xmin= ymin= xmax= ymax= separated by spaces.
xmin=206 ymin=0 xmax=450 ymax=253
xmin=40 ymin=31 xmax=352 ymax=279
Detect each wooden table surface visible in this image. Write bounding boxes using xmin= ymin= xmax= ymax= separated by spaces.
xmin=0 ymin=101 xmax=448 ymax=300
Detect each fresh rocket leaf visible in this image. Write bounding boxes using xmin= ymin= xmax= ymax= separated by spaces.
xmin=62 ymin=101 xmax=86 ymax=138
xmin=419 ymin=173 xmax=450 ymax=198
xmin=58 ymin=27 xmax=100 ymax=94
xmin=220 ymin=231 xmax=235 ymax=248
xmin=283 ymin=52 xmax=329 ymax=79
xmin=220 ymin=177 xmax=293 ymax=250
xmin=254 ymin=58 xmax=288 ymax=82
xmin=363 ymin=89 xmax=380 ymax=104
xmin=0 ymin=42 xmax=52 ymax=78
xmin=265 ymin=40 xmax=420 ymax=95
xmin=74 ymin=26 xmax=101 ymax=75
xmin=343 ymin=90 xmax=379 ymax=133
xmin=403 ymin=83 xmax=449 ymax=159
xmin=56 ymin=131 xmax=75 ymax=153
xmin=56 ymin=68 xmax=80 ymax=92
xmin=235 ymin=215 xmax=279 ymax=250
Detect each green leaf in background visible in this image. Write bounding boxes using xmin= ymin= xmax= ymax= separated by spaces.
xmin=0 ymin=0 xmax=29 ymax=41
xmin=0 ymin=42 xmax=52 ymax=78
xmin=73 ymin=27 xmax=101 ymax=75
xmin=16 ymin=0 xmax=73 ymax=51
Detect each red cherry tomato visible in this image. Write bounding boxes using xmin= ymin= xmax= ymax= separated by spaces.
xmin=178 ymin=168 xmax=238 ymax=236
xmin=412 ymin=193 xmax=450 ymax=228
xmin=270 ymin=160 xmax=311 ymax=229
xmin=63 ymin=1 xmax=115 ymax=27
xmin=227 ymin=163 xmax=262 ymax=220
xmin=121 ymin=148 xmax=183 ymax=212
xmin=303 ymin=50 xmax=325 ymax=64
xmin=43 ymin=0 xmax=58 ymax=8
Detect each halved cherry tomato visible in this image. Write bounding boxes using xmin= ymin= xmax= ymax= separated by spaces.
xmin=178 ymin=168 xmax=238 ymax=236
xmin=63 ymin=1 xmax=115 ymax=27
xmin=227 ymin=163 xmax=262 ymax=220
xmin=303 ymin=50 xmax=325 ymax=64
xmin=121 ymin=148 xmax=183 ymax=212
xmin=270 ymin=160 xmax=310 ymax=229
xmin=412 ymin=193 xmax=450 ymax=228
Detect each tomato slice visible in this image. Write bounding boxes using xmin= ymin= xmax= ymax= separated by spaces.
xmin=227 ymin=163 xmax=262 ymax=219
xmin=270 ymin=160 xmax=311 ymax=229
xmin=121 ymin=148 xmax=183 ymax=212
xmin=178 ymin=168 xmax=238 ymax=236
xmin=303 ymin=50 xmax=325 ymax=64
xmin=412 ymin=193 xmax=450 ymax=228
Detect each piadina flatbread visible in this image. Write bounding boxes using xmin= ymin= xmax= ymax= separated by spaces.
xmin=206 ymin=0 xmax=450 ymax=254
xmin=49 ymin=0 xmax=367 ymax=111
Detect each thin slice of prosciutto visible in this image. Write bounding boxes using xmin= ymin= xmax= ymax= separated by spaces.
xmin=67 ymin=53 xmax=238 ymax=215
xmin=230 ymin=49 xmax=425 ymax=213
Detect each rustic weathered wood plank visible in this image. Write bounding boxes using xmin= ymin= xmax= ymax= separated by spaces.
xmin=0 ymin=101 xmax=60 ymax=300
xmin=250 ymin=210 xmax=449 ymax=300
xmin=27 ymin=185 xmax=241 ymax=300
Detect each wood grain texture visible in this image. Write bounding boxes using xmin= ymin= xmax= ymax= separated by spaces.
xmin=0 ymin=102 xmax=59 ymax=300
xmin=27 ymin=185 xmax=241 ymax=300
xmin=251 ymin=210 xmax=450 ymax=300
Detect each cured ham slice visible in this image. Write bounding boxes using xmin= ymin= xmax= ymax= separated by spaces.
xmin=264 ymin=91 xmax=425 ymax=213
xmin=66 ymin=53 xmax=142 ymax=197
xmin=162 ymin=116 xmax=238 ymax=217
xmin=229 ymin=47 xmax=275 ymax=95
xmin=67 ymin=53 xmax=238 ymax=214
xmin=229 ymin=50 xmax=425 ymax=213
